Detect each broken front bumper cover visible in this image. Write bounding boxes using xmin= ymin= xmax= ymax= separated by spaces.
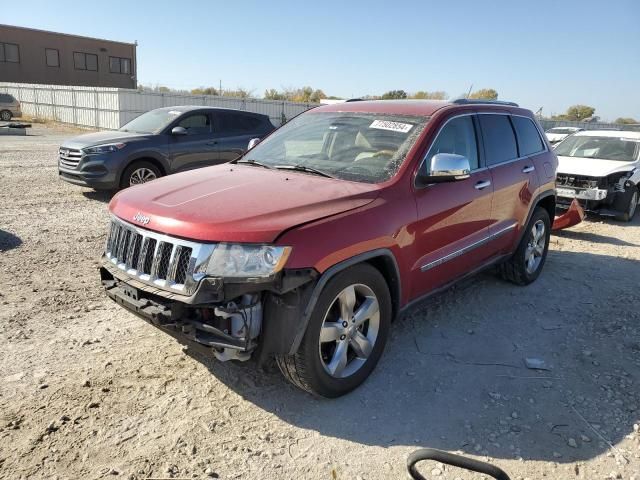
xmin=556 ymin=186 xmax=608 ymax=201
xmin=552 ymin=199 xmax=585 ymax=231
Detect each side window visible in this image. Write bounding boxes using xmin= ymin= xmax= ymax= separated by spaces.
xmin=423 ymin=115 xmax=479 ymax=172
xmin=0 ymin=94 xmax=11 ymax=103
xmin=478 ymin=114 xmax=518 ymax=165
xmin=45 ymin=48 xmax=59 ymax=67
xmin=512 ymin=116 xmax=545 ymax=156
xmin=177 ymin=114 xmax=211 ymax=135
xmin=217 ymin=113 xmax=262 ymax=134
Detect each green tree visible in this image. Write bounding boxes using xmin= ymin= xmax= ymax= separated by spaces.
xmin=615 ymin=117 xmax=638 ymax=124
xmin=412 ymin=90 xmax=447 ymax=100
xmin=565 ymin=105 xmax=595 ymax=121
xmin=469 ymin=88 xmax=498 ymax=100
xmin=191 ymin=87 xmax=218 ymax=96
xmin=224 ymin=88 xmax=253 ymax=99
xmin=264 ymin=88 xmax=286 ymax=100
xmin=381 ymin=90 xmax=408 ymax=100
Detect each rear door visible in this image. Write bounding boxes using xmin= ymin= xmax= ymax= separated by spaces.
xmin=478 ymin=113 xmax=540 ymax=253
xmin=168 ymin=111 xmax=217 ymax=172
xmin=214 ymin=112 xmax=268 ymax=163
xmin=410 ymin=114 xmax=495 ymax=299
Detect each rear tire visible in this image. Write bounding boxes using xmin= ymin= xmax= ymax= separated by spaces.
xmin=120 ymin=161 xmax=162 ymax=189
xmin=614 ymin=188 xmax=638 ymax=222
xmin=276 ymin=263 xmax=391 ymax=398
xmin=497 ymin=207 xmax=551 ymax=286
xmin=0 ymin=110 xmax=12 ymax=121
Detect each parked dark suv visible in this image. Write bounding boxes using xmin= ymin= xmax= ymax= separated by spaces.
xmin=100 ymin=99 xmax=577 ymax=397
xmin=58 ymin=106 xmax=275 ymax=190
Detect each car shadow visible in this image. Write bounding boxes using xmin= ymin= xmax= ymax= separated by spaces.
xmin=185 ymin=250 xmax=639 ymax=465
xmin=82 ymin=190 xmax=115 ymax=203
xmin=554 ymin=229 xmax=639 ymax=247
xmin=0 ymin=229 xmax=22 ymax=252
xmin=581 ymin=212 xmax=640 ymax=228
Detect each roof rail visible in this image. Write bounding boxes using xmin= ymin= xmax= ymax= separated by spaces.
xmin=452 ymin=98 xmax=519 ymax=107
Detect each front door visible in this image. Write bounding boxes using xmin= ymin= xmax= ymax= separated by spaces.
xmin=410 ymin=114 xmax=495 ymax=300
xmin=169 ymin=112 xmax=217 ymax=172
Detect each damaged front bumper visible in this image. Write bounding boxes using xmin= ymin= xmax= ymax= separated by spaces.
xmin=552 ymin=198 xmax=585 ymax=231
xmin=100 ymin=258 xmax=317 ymax=363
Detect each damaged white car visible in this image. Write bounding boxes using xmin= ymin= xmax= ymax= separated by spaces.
xmin=555 ymin=130 xmax=640 ymax=221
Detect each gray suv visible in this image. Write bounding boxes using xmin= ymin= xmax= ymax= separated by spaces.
xmin=58 ymin=106 xmax=275 ymax=190
xmin=0 ymin=93 xmax=21 ymax=121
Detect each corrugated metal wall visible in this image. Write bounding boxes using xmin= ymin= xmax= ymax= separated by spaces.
xmin=0 ymin=82 xmax=315 ymax=130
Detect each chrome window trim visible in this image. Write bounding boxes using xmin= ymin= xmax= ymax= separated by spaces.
xmin=416 ymin=111 xmax=549 ymax=182
xmin=420 ymin=223 xmax=517 ymax=272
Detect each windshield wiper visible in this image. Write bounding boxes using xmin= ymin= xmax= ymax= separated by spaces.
xmin=235 ymin=158 xmax=274 ymax=169
xmin=274 ymin=164 xmax=335 ymax=178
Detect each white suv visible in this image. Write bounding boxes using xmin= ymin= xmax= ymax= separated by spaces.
xmin=555 ymin=130 xmax=640 ymax=221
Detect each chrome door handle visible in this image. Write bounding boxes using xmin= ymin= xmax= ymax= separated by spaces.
xmin=474 ymin=180 xmax=491 ymax=190
xmin=522 ymin=166 xmax=535 ymax=173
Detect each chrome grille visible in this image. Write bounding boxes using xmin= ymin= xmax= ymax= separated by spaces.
xmin=104 ymin=218 xmax=210 ymax=293
xmin=58 ymin=147 xmax=83 ymax=169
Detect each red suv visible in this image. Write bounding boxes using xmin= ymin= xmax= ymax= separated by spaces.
xmin=101 ymin=99 xmax=558 ymax=397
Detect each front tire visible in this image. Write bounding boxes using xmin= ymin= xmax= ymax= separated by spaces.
xmin=120 ymin=161 xmax=161 ymax=189
xmin=615 ymin=188 xmax=638 ymax=222
xmin=497 ymin=207 xmax=551 ymax=286
xmin=276 ymin=263 xmax=391 ymax=397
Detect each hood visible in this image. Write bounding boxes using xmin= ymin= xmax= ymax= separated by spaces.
xmin=109 ymin=164 xmax=381 ymax=243
xmin=61 ymin=130 xmax=149 ymax=149
xmin=557 ymin=156 xmax=637 ymax=178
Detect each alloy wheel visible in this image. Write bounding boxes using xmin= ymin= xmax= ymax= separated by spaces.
xmin=318 ymin=283 xmax=380 ymax=379
xmin=525 ymin=219 xmax=546 ymax=274
xmin=0 ymin=111 xmax=11 ymax=121
xmin=129 ymin=167 xmax=157 ymax=186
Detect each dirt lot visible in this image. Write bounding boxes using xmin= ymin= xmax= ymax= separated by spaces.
xmin=1 ymin=125 xmax=639 ymax=480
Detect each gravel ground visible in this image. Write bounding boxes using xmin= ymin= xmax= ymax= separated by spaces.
xmin=0 ymin=125 xmax=639 ymax=480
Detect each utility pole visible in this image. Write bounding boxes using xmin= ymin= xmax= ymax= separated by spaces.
xmin=466 ymin=84 xmax=473 ymax=98
xmin=219 ymin=79 xmax=222 ymax=96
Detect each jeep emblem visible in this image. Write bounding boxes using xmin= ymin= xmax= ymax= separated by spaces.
xmin=133 ymin=212 xmax=150 ymax=225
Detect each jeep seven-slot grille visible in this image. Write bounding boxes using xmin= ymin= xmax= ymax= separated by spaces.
xmin=105 ymin=220 xmax=195 ymax=292
xmin=58 ymin=147 xmax=83 ymax=169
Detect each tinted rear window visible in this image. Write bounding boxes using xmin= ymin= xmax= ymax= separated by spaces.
xmin=217 ymin=113 xmax=263 ymax=134
xmin=512 ymin=116 xmax=545 ymax=156
xmin=479 ymin=114 xmax=518 ymax=165
xmin=0 ymin=94 xmax=15 ymax=103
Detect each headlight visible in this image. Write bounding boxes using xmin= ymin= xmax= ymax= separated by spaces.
xmin=83 ymin=143 xmax=126 ymax=154
xmin=196 ymin=244 xmax=292 ymax=279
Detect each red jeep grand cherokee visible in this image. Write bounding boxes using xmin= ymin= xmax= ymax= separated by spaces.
xmin=101 ymin=99 xmax=558 ymax=397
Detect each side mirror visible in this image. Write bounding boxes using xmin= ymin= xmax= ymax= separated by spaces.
xmin=171 ymin=126 xmax=188 ymax=136
xmin=247 ymin=138 xmax=261 ymax=150
xmin=418 ymin=153 xmax=471 ymax=185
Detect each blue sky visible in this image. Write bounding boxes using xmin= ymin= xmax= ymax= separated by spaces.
xmin=4 ymin=0 xmax=639 ymax=120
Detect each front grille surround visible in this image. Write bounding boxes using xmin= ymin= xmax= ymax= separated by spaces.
xmin=556 ymin=174 xmax=602 ymax=190
xmin=58 ymin=147 xmax=83 ymax=169
xmin=105 ymin=217 xmax=214 ymax=294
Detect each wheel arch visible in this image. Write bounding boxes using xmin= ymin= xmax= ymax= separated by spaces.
xmin=288 ymin=249 xmax=401 ymax=355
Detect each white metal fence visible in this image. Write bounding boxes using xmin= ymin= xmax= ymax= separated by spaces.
xmin=0 ymin=83 xmax=316 ymax=130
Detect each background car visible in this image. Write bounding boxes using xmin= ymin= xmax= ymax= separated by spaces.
xmin=58 ymin=106 xmax=275 ymax=190
xmin=545 ymin=126 xmax=582 ymax=145
xmin=555 ymin=130 xmax=640 ymax=221
xmin=0 ymin=93 xmax=21 ymax=121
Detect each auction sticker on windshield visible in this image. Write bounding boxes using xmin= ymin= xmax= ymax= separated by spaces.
xmin=369 ymin=120 xmax=413 ymax=133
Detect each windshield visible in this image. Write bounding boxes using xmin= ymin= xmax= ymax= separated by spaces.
xmin=119 ymin=109 xmax=183 ymax=134
xmin=548 ymin=128 xmax=578 ymax=134
xmin=555 ymin=135 xmax=639 ymax=161
xmin=242 ymin=112 xmax=427 ymax=183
